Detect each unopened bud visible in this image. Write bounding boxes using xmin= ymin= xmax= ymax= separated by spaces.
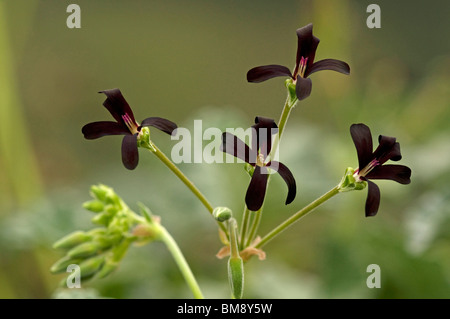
xmin=67 ymin=242 xmax=100 ymax=259
xmin=213 ymin=207 xmax=232 ymax=222
xmin=96 ymin=259 xmax=119 ymax=279
xmin=53 ymin=231 xmax=92 ymax=250
xmin=78 ymin=256 xmax=105 ymax=278
xmin=82 ymin=200 xmax=104 ymax=213
xmin=50 ymin=256 xmax=83 ymax=274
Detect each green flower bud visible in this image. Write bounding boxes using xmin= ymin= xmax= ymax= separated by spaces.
xmin=228 ymin=257 xmax=244 ymax=299
xmin=90 ymin=184 xmax=108 ymax=202
xmin=50 ymin=256 xmax=84 ymax=274
xmin=213 ymin=207 xmax=232 ymax=222
xmin=244 ymin=163 xmax=255 ymax=177
xmin=82 ymin=200 xmax=104 ymax=213
xmin=91 ymin=212 xmax=111 ymax=226
xmin=95 ymin=259 xmax=119 ymax=279
xmin=53 ymin=231 xmax=92 ymax=250
xmin=78 ymin=256 xmax=105 ymax=278
xmin=67 ymin=242 xmax=100 ymax=259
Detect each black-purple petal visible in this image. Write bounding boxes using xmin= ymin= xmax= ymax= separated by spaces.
xmin=350 ymin=123 xmax=374 ymax=169
xmin=140 ymin=117 xmax=177 ymax=135
xmin=365 ymin=180 xmax=381 ymax=217
xmin=247 ymin=65 xmax=293 ymax=83
xmin=220 ymin=132 xmax=255 ymax=164
xmin=121 ymin=134 xmax=139 ymax=170
xmin=373 ymin=135 xmax=398 ymax=164
xmin=306 ymin=59 xmax=350 ymax=77
xmin=294 ymin=23 xmax=320 ymax=74
xmin=245 ymin=166 xmax=269 ymax=211
xmin=252 ymin=117 xmax=278 ymax=157
xmin=82 ymin=121 xmax=129 ymax=139
xmin=367 ymin=164 xmax=411 ymax=185
xmin=269 ymin=161 xmax=296 ymax=205
xmin=295 ymin=76 xmax=312 ymax=100
xmin=99 ymin=89 xmax=137 ymax=126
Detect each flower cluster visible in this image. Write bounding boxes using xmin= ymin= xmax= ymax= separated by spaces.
xmin=51 ymin=185 xmax=160 ymax=283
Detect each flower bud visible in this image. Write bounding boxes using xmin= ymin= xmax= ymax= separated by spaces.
xmin=78 ymin=256 xmax=105 ymax=278
xmin=95 ymin=259 xmax=119 ymax=279
xmin=213 ymin=207 xmax=232 ymax=222
xmin=82 ymin=200 xmax=104 ymax=213
xmin=50 ymin=256 xmax=84 ymax=274
xmin=90 ymin=184 xmax=108 ymax=202
xmin=91 ymin=212 xmax=111 ymax=226
xmin=67 ymin=242 xmax=100 ymax=259
xmin=53 ymin=231 xmax=92 ymax=250
xmin=228 ymin=257 xmax=244 ymax=299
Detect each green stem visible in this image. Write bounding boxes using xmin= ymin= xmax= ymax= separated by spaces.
xmin=245 ymin=207 xmax=261 ymax=247
xmin=239 ymin=207 xmax=251 ymax=250
xmin=147 ymin=143 xmax=227 ymax=234
xmin=159 ymin=226 xmax=204 ymax=299
xmin=255 ymin=185 xmax=340 ymax=249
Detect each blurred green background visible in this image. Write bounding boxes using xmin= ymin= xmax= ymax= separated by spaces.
xmin=0 ymin=0 xmax=449 ymax=298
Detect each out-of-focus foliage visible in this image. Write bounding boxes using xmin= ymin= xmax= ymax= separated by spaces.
xmin=0 ymin=0 xmax=449 ymax=298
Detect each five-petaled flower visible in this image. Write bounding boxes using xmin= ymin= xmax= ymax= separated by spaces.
xmin=221 ymin=117 xmax=296 ymax=211
xmin=350 ymin=123 xmax=411 ymax=217
xmin=247 ymin=23 xmax=350 ymax=100
xmin=82 ymin=89 xmax=177 ymax=170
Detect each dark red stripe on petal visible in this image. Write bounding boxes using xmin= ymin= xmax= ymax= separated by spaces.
xmin=367 ymin=164 xmax=411 ymax=184
xmin=140 ymin=117 xmax=177 ymax=135
xmin=220 ymin=132 xmax=255 ymax=163
xmin=365 ymin=180 xmax=381 ymax=217
xmin=82 ymin=121 xmax=129 ymax=139
xmin=306 ymin=59 xmax=350 ymax=77
xmin=350 ymin=123 xmax=374 ymax=169
xmin=247 ymin=65 xmax=292 ymax=83
xmin=295 ymin=76 xmax=312 ymax=100
xmin=245 ymin=166 xmax=269 ymax=211
xmin=269 ymin=161 xmax=297 ymax=205
xmin=99 ymin=89 xmax=137 ymax=126
xmin=121 ymin=134 xmax=139 ymax=170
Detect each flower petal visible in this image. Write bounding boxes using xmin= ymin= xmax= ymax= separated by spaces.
xmin=350 ymin=123 xmax=373 ymax=169
xmin=99 ymin=89 xmax=137 ymax=125
xmin=269 ymin=161 xmax=296 ymax=205
xmin=306 ymin=59 xmax=350 ymax=77
xmin=294 ymin=23 xmax=320 ymax=74
xmin=220 ymin=132 xmax=255 ymax=163
xmin=121 ymin=134 xmax=139 ymax=170
xmin=374 ymin=135 xmax=400 ymax=164
xmin=82 ymin=121 xmax=129 ymax=139
xmin=140 ymin=117 xmax=177 ymax=135
xmin=247 ymin=65 xmax=292 ymax=83
xmin=252 ymin=117 xmax=278 ymax=157
xmin=245 ymin=166 xmax=269 ymax=211
xmin=367 ymin=164 xmax=411 ymax=184
xmin=295 ymin=76 xmax=312 ymax=100
xmin=365 ymin=180 xmax=381 ymax=217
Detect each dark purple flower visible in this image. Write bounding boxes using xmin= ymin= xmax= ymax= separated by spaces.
xmin=247 ymin=23 xmax=350 ymax=100
xmin=82 ymin=89 xmax=177 ymax=170
xmin=221 ymin=117 xmax=296 ymax=211
xmin=350 ymin=123 xmax=411 ymax=217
